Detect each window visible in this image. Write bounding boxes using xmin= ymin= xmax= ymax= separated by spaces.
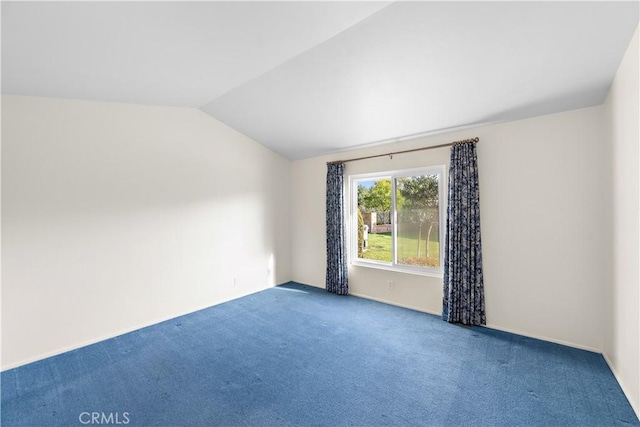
xmin=351 ymin=166 xmax=446 ymax=276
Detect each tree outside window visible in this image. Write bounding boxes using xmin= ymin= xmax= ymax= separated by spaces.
xmin=352 ymin=167 xmax=445 ymax=274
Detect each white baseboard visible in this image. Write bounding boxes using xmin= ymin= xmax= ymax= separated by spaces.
xmin=483 ymin=323 xmax=601 ymax=353
xmin=349 ymin=291 xmax=441 ymax=316
xmin=603 ymin=352 xmax=640 ymax=421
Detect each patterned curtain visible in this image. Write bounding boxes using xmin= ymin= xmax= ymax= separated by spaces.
xmin=326 ymin=162 xmax=349 ymax=295
xmin=442 ymin=141 xmax=485 ymax=325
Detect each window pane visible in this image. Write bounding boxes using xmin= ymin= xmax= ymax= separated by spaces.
xmin=356 ymin=178 xmax=392 ymax=263
xmin=395 ymin=174 xmax=440 ymax=268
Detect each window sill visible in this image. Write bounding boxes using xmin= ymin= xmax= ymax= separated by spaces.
xmin=350 ymin=260 xmax=444 ymax=279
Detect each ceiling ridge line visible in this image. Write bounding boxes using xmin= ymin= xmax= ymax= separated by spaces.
xmin=198 ymin=1 xmax=397 ymax=110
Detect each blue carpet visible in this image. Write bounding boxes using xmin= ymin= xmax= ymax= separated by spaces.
xmin=2 ymin=282 xmax=638 ymax=426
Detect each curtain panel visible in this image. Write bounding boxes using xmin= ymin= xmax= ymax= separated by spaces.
xmin=442 ymin=141 xmax=486 ymax=325
xmin=326 ymin=162 xmax=349 ymax=295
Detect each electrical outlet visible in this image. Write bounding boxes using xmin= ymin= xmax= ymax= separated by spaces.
xmin=387 ymin=280 xmax=395 ymax=290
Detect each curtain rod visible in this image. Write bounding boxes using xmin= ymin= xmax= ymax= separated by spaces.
xmin=326 ymin=137 xmax=479 ymax=165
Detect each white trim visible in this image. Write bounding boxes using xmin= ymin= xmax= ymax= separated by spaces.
xmin=483 ymin=322 xmax=601 ymax=353
xmin=349 ymin=292 xmax=441 ymax=316
xmin=349 ymin=165 xmax=446 ymax=277
xmin=602 ymin=352 xmax=640 ymax=421
xmin=391 ymin=174 xmax=398 ymax=264
xmin=351 ymin=261 xmax=443 ymax=278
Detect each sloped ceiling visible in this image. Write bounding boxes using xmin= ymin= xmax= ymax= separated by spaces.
xmin=2 ymin=1 xmax=638 ymax=159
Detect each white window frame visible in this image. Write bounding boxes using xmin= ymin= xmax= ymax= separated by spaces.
xmin=349 ymin=166 xmax=446 ymax=278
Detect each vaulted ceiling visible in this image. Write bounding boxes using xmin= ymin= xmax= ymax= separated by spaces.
xmin=3 ymin=2 xmax=638 ymax=159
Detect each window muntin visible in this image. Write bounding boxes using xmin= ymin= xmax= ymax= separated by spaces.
xmin=351 ymin=166 xmax=445 ymax=276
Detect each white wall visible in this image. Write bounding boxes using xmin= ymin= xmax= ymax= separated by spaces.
xmin=1 ymin=95 xmax=291 ymax=369
xmin=603 ymin=24 xmax=640 ymax=417
xmin=2 ymin=28 xmax=637 ymax=413
xmin=292 ymin=105 xmax=609 ymax=352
